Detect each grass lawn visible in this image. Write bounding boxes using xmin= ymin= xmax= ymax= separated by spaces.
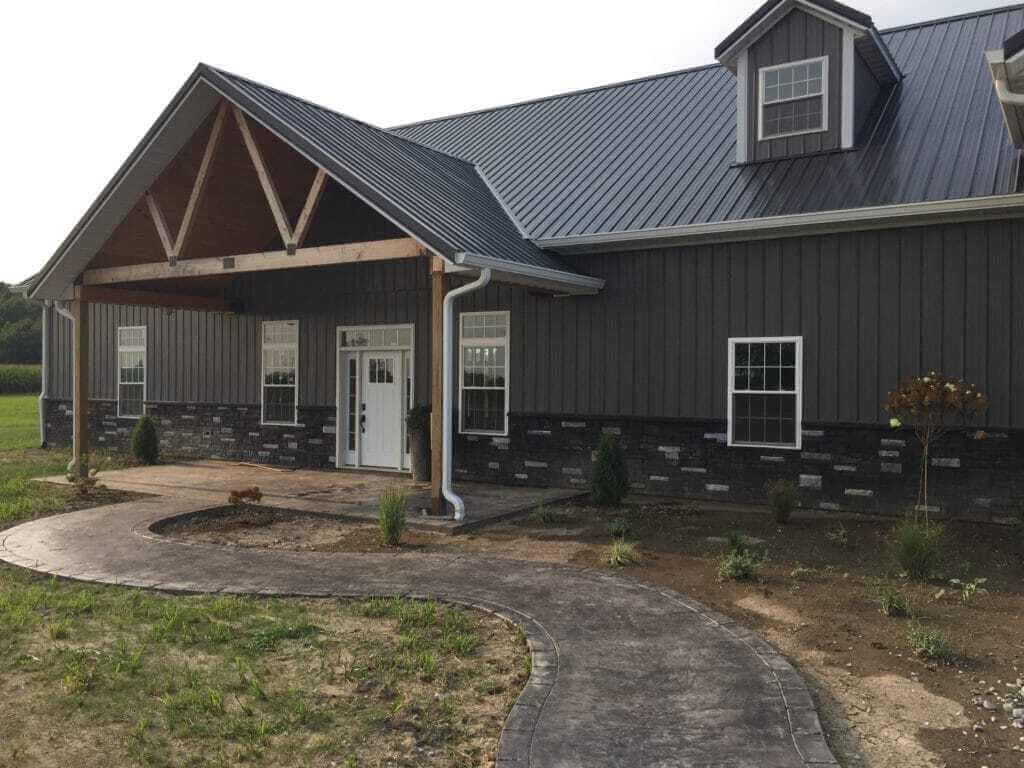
xmin=0 ymin=573 xmax=527 ymax=768
xmin=0 ymin=393 xmax=42 ymax=452
xmin=0 ymin=402 xmax=527 ymax=767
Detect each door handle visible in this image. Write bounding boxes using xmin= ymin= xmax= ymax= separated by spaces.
xmin=360 ymin=413 xmax=366 ymax=433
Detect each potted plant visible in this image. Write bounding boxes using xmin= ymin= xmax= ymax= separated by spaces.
xmin=406 ymin=405 xmax=431 ymax=482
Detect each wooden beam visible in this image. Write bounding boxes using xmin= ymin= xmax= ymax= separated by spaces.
xmin=145 ymin=193 xmax=176 ymax=265
xmin=71 ymin=298 xmax=89 ymax=478
xmin=173 ymin=102 xmax=228 ymax=262
xmin=292 ymin=168 xmax=327 ymax=251
xmin=82 ymin=238 xmax=424 ymax=286
xmin=430 ymin=255 xmax=445 ymax=515
xmin=232 ymin=106 xmax=294 ymax=250
xmin=77 ymin=286 xmax=236 ymax=313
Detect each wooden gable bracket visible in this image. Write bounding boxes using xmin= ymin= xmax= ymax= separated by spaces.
xmin=232 ymin=105 xmax=327 ymax=255
xmin=146 ymin=102 xmax=229 ymax=267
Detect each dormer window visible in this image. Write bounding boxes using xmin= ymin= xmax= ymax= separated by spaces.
xmin=759 ymin=57 xmax=828 ymax=140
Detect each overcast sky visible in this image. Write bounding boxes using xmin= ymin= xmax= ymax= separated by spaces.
xmin=1 ymin=0 xmax=1002 ymax=284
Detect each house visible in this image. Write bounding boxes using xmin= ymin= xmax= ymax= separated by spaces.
xmin=24 ymin=0 xmax=1024 ymax=518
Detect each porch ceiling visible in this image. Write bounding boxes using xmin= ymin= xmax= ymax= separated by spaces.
xmin=29 ymin=65 xmax=603 ymax=302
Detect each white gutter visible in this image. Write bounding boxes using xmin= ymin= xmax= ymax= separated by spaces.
xmin=536 ymin=193 xmax=1024 ymax=252
xmin=38 ymin=302 xmax=49 ymax=447
xmin=987 ymin=49 xmax=1024 ymax=150
xmin=454 ymin=252 xmax=604 ymax=293
xmin=442 ymin=266 xmax=492 ymax=521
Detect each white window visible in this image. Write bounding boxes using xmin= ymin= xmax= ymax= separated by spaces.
xmin=117 ymin=326 xmax=146 ymax=419
xmin=728 ymin=337 xmax=802 ymax=449
xmin=262 ymin=320 xmax=298 ymax=425
xmin=459 ymin=311 xmax=509 ymax=435
xmin=759 ymin=57 xmax=827 ymax=141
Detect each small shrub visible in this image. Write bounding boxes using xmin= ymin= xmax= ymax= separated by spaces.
xmin=130 ymin=414 xmax=160 ymax=465
xmin=718 ymin=550 xmax=762 ymax=582
xmin=607 ymin=539 xmax=641 ymax=567
xmin=879 ymin=588 xmax=911 ymax=617
xmin=228 ymin=487 xmax=263 ymax=506
xmin=527 ymin=504 xmax=571 ymax=526
xmin=887 ymin=518 xmax=944 ymax=580
xmin=725 ymin=530 xmax=765 ymax=559
xmin=825 ymin=522 xmax=849 ymax=547
xmin=378 ymin=488 xmax=408 ymax=546
xmin=591 ymin=434 xmax=629 ymax=506
xmin=764 ymin=478 xmax=798 ymax=524
xmin=607 ymin=518 xmax=629 ymax=538
xmin=908 ymin=626 xmax=958 ymax=664
xmin=948 ymin=577 xmax=988 ymax=604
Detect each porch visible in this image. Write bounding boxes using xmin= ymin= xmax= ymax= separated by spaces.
xmin=29 ymin=66 xmax=601 ymax=521
xmin=43 ymin=459 xmax=580 ymax=533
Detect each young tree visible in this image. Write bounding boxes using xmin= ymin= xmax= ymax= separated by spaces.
xmin=884 ymin=372 xmax=987 ymax=518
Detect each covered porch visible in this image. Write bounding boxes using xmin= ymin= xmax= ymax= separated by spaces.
xmin=28 ymin=65 xmax=602 ymax=521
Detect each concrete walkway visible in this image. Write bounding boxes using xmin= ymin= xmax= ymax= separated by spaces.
xmin=0 ymin=498 xmax=837 ymax=767
xmin=41 ymin=460 xmax=581 ymax=533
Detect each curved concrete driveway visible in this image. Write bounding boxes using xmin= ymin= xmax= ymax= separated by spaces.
xmin=1 ymin=498 xmax=837 ymax=768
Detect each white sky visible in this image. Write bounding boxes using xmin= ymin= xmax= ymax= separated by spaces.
xmin=1 ymin=0 xmax=1002 ymax=283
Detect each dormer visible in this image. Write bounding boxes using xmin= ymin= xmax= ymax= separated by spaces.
xmin=715 ymin=0 xmax=900 ymax=163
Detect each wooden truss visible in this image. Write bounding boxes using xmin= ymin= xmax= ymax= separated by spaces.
xmin=144 ymin=101 xmax=328 ymax=266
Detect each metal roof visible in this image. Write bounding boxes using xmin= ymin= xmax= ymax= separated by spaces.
xmin=30 ymin=66 xmax=598 ymax=300
xmin=202 ymin=67 xmax=573 ymax=276
xmin=392 ymin=4 xmax=1024 ymax=243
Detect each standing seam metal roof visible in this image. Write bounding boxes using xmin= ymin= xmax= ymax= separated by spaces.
xmin=391 ymin=5 xmax=1024 ymax=241
xmin=202 ymin=66 xmax=569 ymax=273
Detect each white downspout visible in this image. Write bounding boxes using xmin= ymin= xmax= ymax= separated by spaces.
xmin=442 ymin=266 xmax=492 ymax=521
xmin=38 ymin=301 xmax=50 ymax=447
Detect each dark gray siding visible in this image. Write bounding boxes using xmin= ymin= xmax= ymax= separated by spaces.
xmin=463 ymin=219 xmax=1024 ymax=429
xmin=853 ymin=50 xmax=881 ymax=141
xmin=48 ymin=258 xmax=432 ymax=408
xmin=744 ymin=8 xmax=843 ymax=161
xmin=51 ymin=220 xmax=1024 ymax=429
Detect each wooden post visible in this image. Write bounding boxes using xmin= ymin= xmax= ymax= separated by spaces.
xmin=71 ymin=297 xmax=89 ymax=478
xmin=430 ymin=256 xmax=445 ymax=515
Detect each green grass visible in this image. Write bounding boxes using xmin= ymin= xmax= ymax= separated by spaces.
xmin=0 ymin=393 xmax=41 ymax=451
xmin=0 ymin=569 xmax=526 ymax=767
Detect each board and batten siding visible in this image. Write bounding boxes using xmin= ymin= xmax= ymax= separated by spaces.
xmin=47 ymin=259 xmax=432 ymax=409
xmin=746 ymin=8 xmax=844 ymax=161
xmin=464 ymin=219 xmax=1023 ymax=429
xmin=48 ymin=220 xmax=1024 ymax=429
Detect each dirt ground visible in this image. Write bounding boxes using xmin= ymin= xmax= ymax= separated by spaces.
xmin=162 ymin=500 xmax=1024 ymax=768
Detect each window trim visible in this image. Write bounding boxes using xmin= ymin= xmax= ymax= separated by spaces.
xmin=261 ymin=319 xmax=299 ymax=427
xmin=727 ymin=335 xmax=803 ymax=450
xmin=757 ymin=56 xmax=829 ymax=142
xmin=458 ymin=310 xmax=510 ymax=437
xmin=116 ymin=325 xmax=147 ymax=420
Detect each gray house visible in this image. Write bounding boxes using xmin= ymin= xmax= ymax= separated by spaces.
xmin=24 ymin=0 xmax=1024 ymax=517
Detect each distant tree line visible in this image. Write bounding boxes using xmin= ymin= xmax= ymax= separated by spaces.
xmin=0 ymin=283 xmax=42 ymax=364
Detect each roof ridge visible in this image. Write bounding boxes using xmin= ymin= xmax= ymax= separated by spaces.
xmin=200 ymin=63 xmax=478 ymax=169
xmin=878 ymin=2 xmax=1024 ymax=35
xmin=388 ymin=63 xmax=723 ymax=131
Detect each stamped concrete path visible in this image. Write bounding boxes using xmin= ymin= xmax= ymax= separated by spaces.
xmin=0 ymin=497 xmax=838 ymax=768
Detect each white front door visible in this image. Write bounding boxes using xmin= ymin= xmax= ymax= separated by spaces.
xmin=359 ymin=352 xmax=402 ymax=468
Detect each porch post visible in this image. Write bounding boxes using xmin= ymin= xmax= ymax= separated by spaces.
xmin=71 ymin=296 xmax=90 ymax=478
xmin=430 ymin=256 xmax=445 ymax=514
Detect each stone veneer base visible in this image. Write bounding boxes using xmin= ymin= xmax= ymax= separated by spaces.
xmin=44 ymin=400 xmax=1024 ymax=520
